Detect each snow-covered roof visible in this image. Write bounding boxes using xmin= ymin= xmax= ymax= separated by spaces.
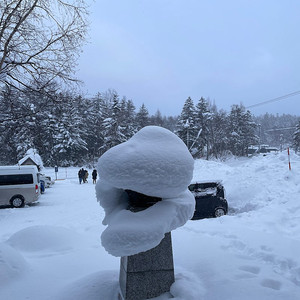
xmin=190 ymin=179 xmax=223 ymax=185
xmin=18 ymin=156 xmax=38 ymax=166
xmin=17 ymin=149 xmax=44 ymax=170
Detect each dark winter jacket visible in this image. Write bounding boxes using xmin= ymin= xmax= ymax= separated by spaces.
xmin=92 ymin=169 xmax=97 ymax=180
xmin=78 ymin=168 xmax=84 ymax=178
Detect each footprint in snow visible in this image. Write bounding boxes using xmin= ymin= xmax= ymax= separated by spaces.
xmin=260 ymin=278 xmax=282 ymax=290
xmin=239 ymin=265 xmax=261 ymax=274
xmin=260 ymin=245 xmax=273 ymax=252
xmin=234 ymin=265 xmax=261 ymax=280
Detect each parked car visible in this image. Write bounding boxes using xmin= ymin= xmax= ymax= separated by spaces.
xmin=189 ymin=180 xmax=228 ymax=220
xmin=45 ymin=175 xmax=55 ymax=186
xmin=0 ymin=165 xmax=40 ymax=208
xmin=38 ymin=174 xmax=54 ymax=188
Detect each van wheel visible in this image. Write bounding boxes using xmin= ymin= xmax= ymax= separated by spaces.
xmin=214 ymin=207 xmax=225 ymax=217
xmin=10 ymin=196 xmax=25 ymax=208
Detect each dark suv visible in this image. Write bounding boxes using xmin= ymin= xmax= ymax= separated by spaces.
xmin=189 ymin=180 xmax=228 ymax=220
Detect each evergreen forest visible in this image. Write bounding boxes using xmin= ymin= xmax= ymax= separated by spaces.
xmin=1 ymin=86 xmax=299 ymax=167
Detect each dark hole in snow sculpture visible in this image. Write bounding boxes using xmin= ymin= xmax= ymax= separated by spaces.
xmin=125 ymin=189 xmax=162 ymax=212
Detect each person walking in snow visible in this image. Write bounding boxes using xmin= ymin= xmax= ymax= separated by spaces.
xmin=83 ymin=169 xmax=89 ymax=183
xmin=78 ymin=168 xmax=84 ymax=184
xmin=92 ymin=169 xmax=97 ymax=184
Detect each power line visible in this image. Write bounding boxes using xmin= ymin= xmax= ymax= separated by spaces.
xmin=246 ymin=90 xmax=300 ymax=109
xmin=265 ymin=126 xmax=296 ymax=132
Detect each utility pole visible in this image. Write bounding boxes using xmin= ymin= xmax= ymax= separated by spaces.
xmin=258 ymin=124 xmax=261 ymax=151
xmin=280 ymin=134 xmax=283 ymax=152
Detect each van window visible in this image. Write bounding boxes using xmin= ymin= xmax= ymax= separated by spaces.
xmin=0 ymin=174 xmax=33 ymax=185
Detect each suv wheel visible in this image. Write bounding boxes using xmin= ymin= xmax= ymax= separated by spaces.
xmin=214 ymin=207 xmax=225 ymax=217
xmin=10 ymin=196 xmax=25 ymax=208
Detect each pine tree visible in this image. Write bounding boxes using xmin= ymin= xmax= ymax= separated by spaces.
xmin=0 ymin=87 xmax=21 ymax=163
xmin=50 ymin=93 xmax=87 ymax=166
xmin=23 ymin=90 xmax=49 ymax=161
xmin=227 ymin=104 xmax=245 ymax=156
xmin=123 ymin=99 xmax=137 ymax=139
xmin=136 ymin=103 xmax=150 ymax=130
xmin=227 ymin=104 xmax=257 ymax=156
xmin=176 ymin=97 xmax=197 ymax=152
xmin=150 ymin=110 xmax=164 ymax=127
xmin=293 ymin=120 xmax=300 ymax=153
xmin=194 ymin=97 xmax=212 ymax=158
xmin=43 ymin=112 xmax=59 ymax=165
xmin=163 ymin=116 xmax=179 ymax=132
xmin=210 ymin=110 xmax=229 ymax=158
xmin=242 ymin=110 xmax=258 ymax=155
xmin=84 ymin=93 xmax=107 ymax=164
xmin=9 ymin=89 xmax=47 ymax=161
xmin=102 ymin=93 xmax=127 ymax=152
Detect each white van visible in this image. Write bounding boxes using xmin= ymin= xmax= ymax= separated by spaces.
xmin=0 ymin=165 xmax=40 ymax=208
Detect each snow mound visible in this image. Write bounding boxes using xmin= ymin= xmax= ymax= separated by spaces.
xmin=55 ymin=270 xmax=204 ymax=300
xmin=96 ymin=126 xmax=195 ymax=256
xmin=152 ymin=271 xmax=205 ymax=300
xmin=169 ymin=272 xmax=206 ymax=300
xmin=0 ymin=242 xmax=28 ymax=285
xmin=7 ymin=225 xmax=82 ymax=253
xmin=55 ymin=270 xmax=119 ymax=300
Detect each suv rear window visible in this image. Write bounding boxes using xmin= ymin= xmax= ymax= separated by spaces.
xmin=189 ymin=182 xmax=225 ymax=198
xmin=0 ymin=174 xmax=33 ymax=185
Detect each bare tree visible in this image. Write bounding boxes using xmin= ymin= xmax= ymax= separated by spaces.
xmin=0 ymin=0 xmax=89 ymax=94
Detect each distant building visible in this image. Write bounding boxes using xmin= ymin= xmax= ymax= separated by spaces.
xmin=17 ymin=148 xmax=43 ymax=171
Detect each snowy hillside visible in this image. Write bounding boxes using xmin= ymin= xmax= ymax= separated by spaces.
xmin=1 ymin=151 xmax=300 ymax=300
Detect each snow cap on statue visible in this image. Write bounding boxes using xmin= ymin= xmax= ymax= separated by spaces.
xmin=97 ymin=126 xmax=194 ymax=198
xmin=95 ymin=126 xmax=195 ymax=257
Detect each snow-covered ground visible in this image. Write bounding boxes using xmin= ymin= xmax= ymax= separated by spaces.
xmin=1 ymin=151 xmax=300 ymax=300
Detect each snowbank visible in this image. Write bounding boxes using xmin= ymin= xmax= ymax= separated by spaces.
xmin=7 ymin=225 xmax=83 ymax=253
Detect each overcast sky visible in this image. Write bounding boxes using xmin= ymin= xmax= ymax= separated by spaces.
xmin=76 ymin=0 xmax=300 ymax=117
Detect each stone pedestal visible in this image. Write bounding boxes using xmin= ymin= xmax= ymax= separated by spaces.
xmin=119 ymin=232 xmax=175 ymax=300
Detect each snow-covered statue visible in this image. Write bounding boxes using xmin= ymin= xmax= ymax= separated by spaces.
xmin=95 ymin=126 xmax=194 ymax=257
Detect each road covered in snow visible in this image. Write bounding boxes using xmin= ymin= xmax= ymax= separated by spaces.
xmin=1 ymin=151 xmax=300 ymax=300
